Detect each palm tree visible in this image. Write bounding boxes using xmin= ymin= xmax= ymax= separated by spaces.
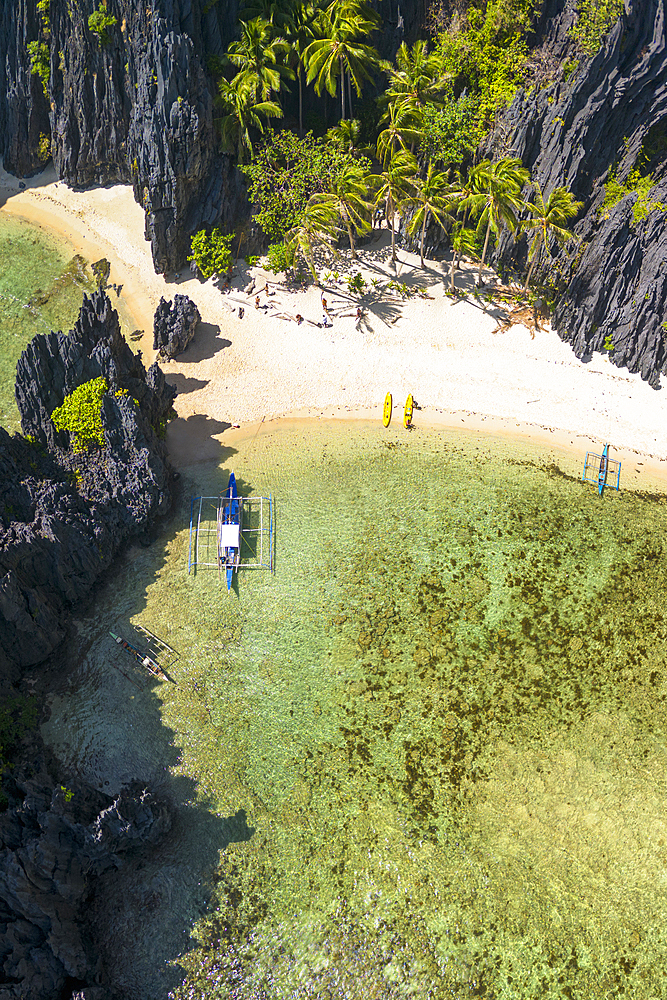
xmin=369 ymin=148 xmax=418 ymax=265
xmin=408 ymin=162 xmax=458 ymax=268
xmin=522 ymin=182 xmax=583 ymax=288
xmin=285 ymin=193 xmax=341 ymax=281
xmin=238 ymin=0 xmax=294 ymax=30
xmin=304 ymin=0 xmax=380 ymax=121
xmin=217 ymin=75 xmax=283 ymax=163
xmin=376 ymin=101 xmax=423 ymax=167
xmin=469 ymin=157 xmax=530 ymax=286
xmin=225 ymin=17 xmax=294 ymax=100
xmin=283 ymin=0 xmax=316 ymax=135
xmin=327 ymin=162 xmax=373 ymax=257
xmin=326 ymin=118 xmax=363 ymax=155
xmin=453 ymin=163 xmax=487 ymax=271
xmin=381 ymin=39 xmax=450 ymax=112
xmin=449 ymin=226 xmax=478 ymax=292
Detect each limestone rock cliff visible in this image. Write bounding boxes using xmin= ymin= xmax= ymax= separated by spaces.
xmin=0 ymin=739 xmax=172 ymax=1000
xmin=0 ymin=290 xmax=176 ymax=682
xmin=490 ymin=0 xmax=667 ymax=386
xmin=0 ymin=0 xmax=246 ymax=272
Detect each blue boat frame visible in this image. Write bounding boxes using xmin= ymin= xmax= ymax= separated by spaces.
xmin=582 ymin=443 xmax=621 ymax=496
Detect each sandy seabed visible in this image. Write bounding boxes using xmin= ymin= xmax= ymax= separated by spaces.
xmin=2 ymin=160 xmax=667 ymax=489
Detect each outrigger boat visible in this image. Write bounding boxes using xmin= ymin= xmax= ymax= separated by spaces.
xmin=218 ymin=471 xmax=243 ymax=591
xmin=582 ymin=442 xmax=621 ymax=496
xmin=110 ymin=631 xmax=168 ymax=680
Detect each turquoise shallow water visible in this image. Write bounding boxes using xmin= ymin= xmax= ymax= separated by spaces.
xmin=41 ymin=420 xmax=667 ymax=999
xmin=0 ymin=211 xmax=137 ymax=432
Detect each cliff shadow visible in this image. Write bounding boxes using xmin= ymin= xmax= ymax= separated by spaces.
xmin=166 ymin=414 xmax=235 ymax=467
xmin=165 ymin=373 xmax=209 ymax=396
xmin=38 ymin=474 xmax=255 ymax=1000
xmin=178 ymin=322 xmax=231 ymax=363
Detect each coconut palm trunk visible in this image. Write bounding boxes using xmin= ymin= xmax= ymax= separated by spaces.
xmin=346 ymin=218 xmax=357 ymax=258
xmin=389 ymin=196 xmax=397 ymax=264
xmin=339 ymin=55 xmax=345 ymax=118
xmin=478 ymin=217 xmax=492 ymax=286
xmin=298 ymin=65 xmax=303 ymax=135
xmin=347 ymin=70 xmax=353 ymax=118
xmin=524 ymin=249 xmax=540 ymax=290
xmin=420 ymin=208 xmax=429 ymax=267
xmin=455 ymin=205 xmax=469 ymax=269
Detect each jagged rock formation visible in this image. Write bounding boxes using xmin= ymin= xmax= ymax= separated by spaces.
xmin=0 ymin=290 xmax=176 ymax=684
xmin=0 ymin=738 xmax=172 ymax=1000
xmin=0 ymin=0 xmax=247 ymax=272
xmin=490 ymin=0 xmax=667 ymax=387
xmin=153 ymin=293 xmax=201 ymax=358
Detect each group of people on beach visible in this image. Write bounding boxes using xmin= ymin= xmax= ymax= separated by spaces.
xmin=226 ymin=270 xmax=366 ymax=329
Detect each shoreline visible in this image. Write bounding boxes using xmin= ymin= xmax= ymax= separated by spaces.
xmin=189 ymin=409 xmax=667 ymax=495
xmin=3 ymin=161 xmax=667 ymax=489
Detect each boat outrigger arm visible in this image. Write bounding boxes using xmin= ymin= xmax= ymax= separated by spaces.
xmin=188 ymin=490 xmax=274 ymax=581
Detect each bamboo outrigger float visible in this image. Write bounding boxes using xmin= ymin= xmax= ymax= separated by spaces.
xmin=188 ymin=472 xmax=274 ymax=586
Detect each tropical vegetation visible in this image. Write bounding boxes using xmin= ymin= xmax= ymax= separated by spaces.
xmin=51 ymin=376 xmax=108 ymax=452
xmin=188 ymin=228 xmax=236 ymax=279
xmin=201 ymin=0 xmax=586 ymax=290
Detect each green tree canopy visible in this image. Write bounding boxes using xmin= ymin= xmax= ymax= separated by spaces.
xmin=327 ymin=161 xmax=373 ymax=257
xmin=285 ymin=194 xmax=341 ymax=281
xmin=380 ymin=39 xmax=450 ymax=112
xmin=376 ymin=101 xmax=424 ymax=167
xmin=418 ymin=95 xmax=485 ymax=169
xmin=224 ymin=17 xmax=294 ymax=99
xmin=435 ymin=0 xmax=536 ymax=125
xmin=51 ymin=376 xmax=108 ymax=452
xmin=467 ymin=156 xmax=529 ymax=283
xmin=240 ymin=129 xmax=371 ymax=240
xmin=368 ymin=148 xmax=418 ymax=264
xmin=187 ymin=228 xmax=235 ymax=280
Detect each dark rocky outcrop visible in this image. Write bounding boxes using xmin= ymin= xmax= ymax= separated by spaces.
xmin=0 ymin=290 xmax=176 ymax=684
xmin=0 ymin=0 xmax=247 ymax=272
xmin=0 ymin=738 xmax=172 ymax=1000
xmin=153 ymin=293 xmax=201 ymax=358
xmin=489 ymin=0 xmax=667 ymax=386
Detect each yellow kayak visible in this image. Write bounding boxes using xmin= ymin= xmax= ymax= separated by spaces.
xmin=403 ymin=393 xmax=413 ymax=429
xmin=382 ymin=392 xmax=392 ymax=427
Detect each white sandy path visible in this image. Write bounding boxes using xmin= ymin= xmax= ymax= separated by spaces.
xmin=2 ymin=162 xmax=666 ymax=475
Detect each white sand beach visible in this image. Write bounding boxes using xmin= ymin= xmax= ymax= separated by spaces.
xmin=2 ymin=161 xmax=667 ymax=485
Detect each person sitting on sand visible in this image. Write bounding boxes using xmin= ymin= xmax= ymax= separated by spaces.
xmin=296 ymin=314 xmax=304 ymax=325
xmin=322 ymin=311 xmax=332 ymax=328
xmin=263 ymin=282 xmax=275 ymax=296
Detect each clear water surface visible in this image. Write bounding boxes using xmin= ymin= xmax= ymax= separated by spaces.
xmin=41 ymin=420 xmax=667 ymax=999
